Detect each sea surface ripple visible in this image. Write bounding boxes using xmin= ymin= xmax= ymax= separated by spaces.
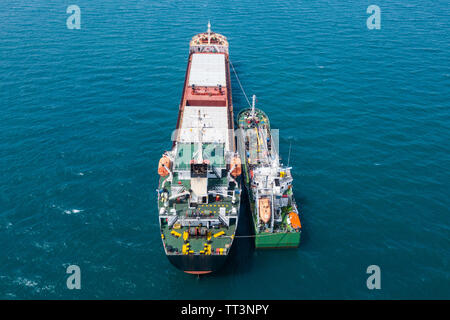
xmin=0 ymin=0 xmax=449 ymax=299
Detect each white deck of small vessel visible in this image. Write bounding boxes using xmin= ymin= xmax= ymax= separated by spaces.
xmin=188 ymin=53 xmax=226 ymax=87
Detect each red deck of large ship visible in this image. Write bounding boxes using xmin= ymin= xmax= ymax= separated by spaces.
xmin=174 ymin=23 xmax=234 ymax=149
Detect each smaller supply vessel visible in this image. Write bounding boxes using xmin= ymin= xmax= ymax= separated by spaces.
xmin=237 ymin=96 xmax=301 ymax=249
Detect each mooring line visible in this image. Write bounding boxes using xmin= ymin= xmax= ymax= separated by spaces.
xmin=227 ymin=233 xmax=295 ymax=238
xmin=230 ymin=59 xmax=252 ymax=108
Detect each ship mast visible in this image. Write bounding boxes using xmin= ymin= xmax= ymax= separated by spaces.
xmin=196 ymin=110 xmax=203 ymax=162
xmin=191 ymin=110 xmax=211 ymax=163
xmin=251 ymin=94 xmax=256 ymax=119
xmin=207 ymin=21 xmax=211 ymax=45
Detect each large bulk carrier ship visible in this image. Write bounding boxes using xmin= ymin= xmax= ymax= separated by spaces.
xmin=156 ymin=23 xmax=242 ymax=274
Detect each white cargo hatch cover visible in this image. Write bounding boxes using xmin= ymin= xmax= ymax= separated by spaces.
xmin=188 ymin=53 xmax=226 ymax=87
xmin=178 ymin=106 xmax=229 ymax=148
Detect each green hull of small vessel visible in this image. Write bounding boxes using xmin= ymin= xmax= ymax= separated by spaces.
xmin=254 ymin=231 xmax=301 ymax=249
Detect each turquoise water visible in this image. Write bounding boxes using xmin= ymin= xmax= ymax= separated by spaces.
xmin=1 ymin=0 xmax=449 ymax=299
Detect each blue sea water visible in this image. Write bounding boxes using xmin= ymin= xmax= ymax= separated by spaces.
xmin=0 ymin=0 xmax=449 ymax=299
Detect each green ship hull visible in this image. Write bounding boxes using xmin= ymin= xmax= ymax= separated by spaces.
xmin=255 ymin=231 xmax=301 ymax=249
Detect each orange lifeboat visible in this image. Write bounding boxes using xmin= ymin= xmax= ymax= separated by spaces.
xmin=258 ymin=198 xmax=271 ymax=224
xmin=158 ymin=155 xmax=171 ymax=177
xmin=289 ymin=212 xmax=302 ymax=230
xmin=230 ymin=156 xmax=241 ymax=177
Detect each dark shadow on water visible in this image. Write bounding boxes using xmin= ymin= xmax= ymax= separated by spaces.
xmin=294 ymin=191 xmax=309 ymax=247
xmin=202 ymin=183 xmax=255 ymax=278
xmin=295 ymin=193 xmax=309 ymax=207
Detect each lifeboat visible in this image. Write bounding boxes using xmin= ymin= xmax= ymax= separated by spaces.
xmin=258 ymin=198 xmax=271 ymax=224
xmin=230 ymin=156 xmax=241 ymax=177
xmin=158 ymin=155 xmax=171 ymax=177
xmin=289 ymin=212 xmax=302 ymax=230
